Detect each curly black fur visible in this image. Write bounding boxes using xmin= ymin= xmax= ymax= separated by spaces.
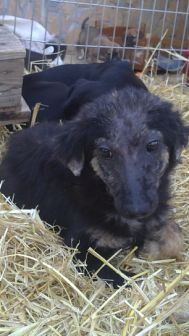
xmin=0 ymin=87 xmax=188 ymax=287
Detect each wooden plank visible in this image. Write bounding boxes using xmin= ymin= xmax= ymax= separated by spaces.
xmin=0 ymin=97 xmax=31 ymax=125
xmin=0 ymin=93 xmax=22 ymax=108
xmin=0 ymin=58 xmax=24 ymax=107
xmin=0 ymin=25 xmax=25 ymax=60
xmin=0 ymin=58 xmax=24 ymax=84
xmin=0 ymin=25 xmax=25 ymax=108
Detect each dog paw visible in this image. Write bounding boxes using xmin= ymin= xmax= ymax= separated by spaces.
xmin=141 ymin=223 xmax=184 ymax=260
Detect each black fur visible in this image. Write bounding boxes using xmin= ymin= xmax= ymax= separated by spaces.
xmin=22 ymin=60 xmax=147 ymax=121
xmin=0 ymin=87 xmax=188 ymax=287
xmin=62 ymin=76 xmax=145 ymax=119
xmin=22 ymin=80 xmax=69 ymax=122
xmin=23 ymin=59 xmax=146 ymax=87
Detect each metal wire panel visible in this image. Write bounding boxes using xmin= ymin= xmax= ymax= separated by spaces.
xmin=0 ymin=0 xmax=188 ymax=74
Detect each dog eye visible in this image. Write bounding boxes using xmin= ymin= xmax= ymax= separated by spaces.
xmin=99 ymin=147 xmax=113 ymax=158
xmin=146 ymin=140 xmax=159 ymax=152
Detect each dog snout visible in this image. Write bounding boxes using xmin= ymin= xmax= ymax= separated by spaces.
xmin=115 ymin=195 xmax=156 ymax=220
xmin=124 ymin=204 xmax=153 ymax=219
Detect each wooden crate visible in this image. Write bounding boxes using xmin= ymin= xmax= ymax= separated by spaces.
xmin=0 ymin=97 xmax=31 ymax=125
xmin=0 ymin=25 xmax=25 ymax=109
xmin=0 ymin=25 xmax=31 ymax=125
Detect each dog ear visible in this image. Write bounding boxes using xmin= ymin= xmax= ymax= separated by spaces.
xmin=53 ymin=118 xmax=103 ymax=176
xmin=148 ymin=100 xmax=189 ymax=165
xmin=53 ymin=120 xmax=86 ymax=176
xmin=67 ymin=154 xmax=84 ymax=176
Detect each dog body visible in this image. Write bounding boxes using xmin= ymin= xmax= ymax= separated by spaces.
xmin=22 ymin=80 xmax=69 ymax=122
xmin=1 ymin=88 xmax=187 ymax=286
xmin=86 ymin=34 xmax=121 ymax=62
xmin=22 ymin=60 xmax=140 ymax=86
xmin=22 ymin=60 xmax=147 ymax=121
xmin=77 ymin=17 xmax=121 ymax=62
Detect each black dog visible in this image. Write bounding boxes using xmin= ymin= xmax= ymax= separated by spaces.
xmin=0 ymin=87 xmax=188 ymax=286
xmin=23 ymin=60 xmax=143 ymax=86
xmin=22 ymin=80 xmax=70 ymax=122
xmin=22 ymin=60 xmax=147 ymax=121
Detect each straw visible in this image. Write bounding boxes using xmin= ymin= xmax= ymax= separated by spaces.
xmin=0 ymin=76 xmax=189 ymax=335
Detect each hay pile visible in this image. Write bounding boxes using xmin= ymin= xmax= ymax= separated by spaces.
xmin=0 ymin=79 xmax=189 ymax=336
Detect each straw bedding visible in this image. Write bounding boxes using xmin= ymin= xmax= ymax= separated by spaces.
xmin=0 ymin=78 xmax=189 ymax=336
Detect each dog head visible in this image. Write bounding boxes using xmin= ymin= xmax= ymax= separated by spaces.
xmin=55 ymin=87 xmax=188 ymax=220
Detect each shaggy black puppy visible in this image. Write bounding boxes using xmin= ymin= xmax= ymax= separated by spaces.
xmin=0 ymin=87 xmax=188 ymax=286
xmin=22 ymin=60 xmax=147 ymax=121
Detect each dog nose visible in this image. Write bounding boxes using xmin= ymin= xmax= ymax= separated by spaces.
xmin=124 ymin=204 xmax=152 ymax=219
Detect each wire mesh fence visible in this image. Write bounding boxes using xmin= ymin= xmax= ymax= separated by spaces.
xmin=0 ymin=0 xmax=188 ymax=76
